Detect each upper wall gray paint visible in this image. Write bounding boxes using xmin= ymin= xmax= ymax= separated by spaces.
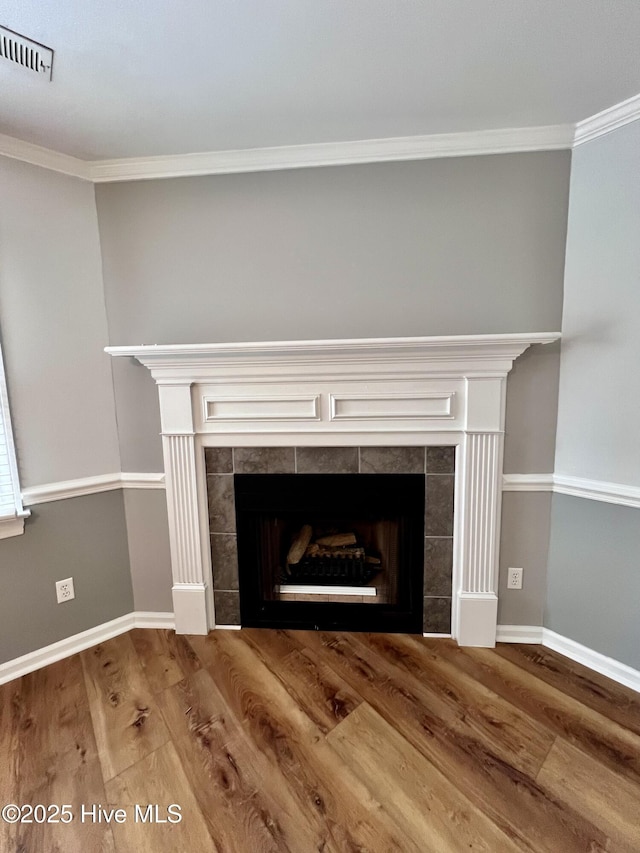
xmin=554 ymin=121 xmax=640 ymax=486
xmin=96 ymin=153 xmax=569 ymax=471
xmin=504 ymin=341 xmax=560 ymax=474
xmin=0 ymin=157 xmax=121 ymax=486
xmin=0 ymin=491 xmax=132 ymax=664
xmin=97 ymin=154 xmax=569 ymax=344
xmin=546 ymin=493 xmax=640 ymax=670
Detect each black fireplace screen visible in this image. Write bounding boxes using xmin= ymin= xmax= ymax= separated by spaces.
xmin=234 ymin=473 xmax=425 ymax=633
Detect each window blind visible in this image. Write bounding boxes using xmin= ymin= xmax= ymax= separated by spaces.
xmin=0 ymin=341 xmax=27 ymax=533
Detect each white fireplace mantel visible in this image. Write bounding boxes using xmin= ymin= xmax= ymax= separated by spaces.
xmin=107 ymin=332 xmax=559 ymax=646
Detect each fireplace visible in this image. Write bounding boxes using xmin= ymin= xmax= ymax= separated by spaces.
xmin=234 ymin=472 xmax=425 ymax=632
xmin=206 ymin=445 xmax=455 ymax=633
xmin=106 ymin=332 xmax=560 ymax=646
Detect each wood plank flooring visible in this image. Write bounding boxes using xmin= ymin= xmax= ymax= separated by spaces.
xmin=1 ymin=629 xmax=639 ymax=852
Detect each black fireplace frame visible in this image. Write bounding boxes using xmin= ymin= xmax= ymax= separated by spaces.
xmin=234 ymin=473 xmax=425 ymax=633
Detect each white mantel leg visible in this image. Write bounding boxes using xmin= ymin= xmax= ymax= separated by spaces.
xmin=158 ymin=383 xmax=210 ymax=634
xmin=163 ymin=432 xmax=209 ymax=635
xmin=455 ymin=431 xmax=503 ymax=646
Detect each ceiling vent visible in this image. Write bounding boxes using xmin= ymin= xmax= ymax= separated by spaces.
xmin=0 ymin=25 xmax=53 ymax=80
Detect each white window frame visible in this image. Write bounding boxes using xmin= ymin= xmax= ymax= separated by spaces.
xmin=0 ymin=341 xmax=29 ymax=538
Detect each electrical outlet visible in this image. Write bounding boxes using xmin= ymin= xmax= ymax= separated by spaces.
xmin=507 ymin=567 xmax=523 ymax=590
xmin=55 ymin=577 xmax=75 ymax=604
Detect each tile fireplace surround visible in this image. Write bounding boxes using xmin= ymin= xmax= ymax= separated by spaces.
xmin=107 ymin=333 xmax=559 ymax=647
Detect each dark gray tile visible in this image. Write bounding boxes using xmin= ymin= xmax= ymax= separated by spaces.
xmin=296 ymin=447 xmax=359 ymax=474
xmin=233 ymin=447 xmax=295 ymax=474
xmin=425 ymin=475 xmax=454 ymax=536
xmin=210 ymin=534 xmax=239 ymax=590
xmin=423 ymin=597 xmax=452 ymax=633
xmin=214 ymin=591 xmax=241 ymax=625
xmin=426 ymin=446 xmax=456 ymax=474
xmin=204 ymin=447 xmax=233 ymax=474
xmin=359 ymin=446 xmax=425 ymax=474
xmin=423 ymin=538 xmax=453 ymax=596
xmin=207 ymin=474 xmax=236 ymax=533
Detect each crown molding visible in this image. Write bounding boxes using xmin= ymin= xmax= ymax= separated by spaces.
xmin=574 ymin=92 xmax=640 ymax=146
xmin=0 ymin=131 xmax=91 ymax=180
xmin=1 ymin=89 xmax=638 ymax=183
xmin=88 ymin=124 xmax=574 ymax=183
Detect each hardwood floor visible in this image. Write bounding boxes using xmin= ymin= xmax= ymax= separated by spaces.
xmin=1 ymin=629 xmax=639 ymax=852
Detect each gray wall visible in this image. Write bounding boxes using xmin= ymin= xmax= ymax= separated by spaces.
xmin=554 ymin=122 xmax=640 ymax=486
xmin=0 ymin=157 xmax=131 ymax=662
xmin=0 ymin=491 xmax=132 ymax=664
xmin=96 ymin=153 xmax=570 ymax=619
xmin=547 ymin=121 xmax=640 ymax=663
xmin=123 ymin=489 xmax=173 ymax=612
xmin=0 ymin=157 xmax=121 ymax=486
xmin=96 ymin=152 xmax=569 ymax=474
xmin=546 ymin=495 xmax=640 ymax=670
xmin=498 ymin=492 xmax=552 ymax=626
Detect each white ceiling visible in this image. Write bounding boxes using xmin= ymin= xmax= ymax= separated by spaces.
xmin=1 ymin=0 xmax=640 ymax=161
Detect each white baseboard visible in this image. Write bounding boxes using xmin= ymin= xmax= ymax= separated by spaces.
xmin=0 ymin=612 xmax=174 ymax=685
xmin=496 ymin=624 xmax=640 ymax=694
xmin=3 ymin=613 xmax=638 ymax=696
xmin=422 ymin=632 xmax=452 ymax=638
xmin=496 ymin=625 xmax=544 ymax=643
xmin=542 ymin=629 xmax=640 ymax=694
xmin=133 ymin=611 xmax=175 ymax=629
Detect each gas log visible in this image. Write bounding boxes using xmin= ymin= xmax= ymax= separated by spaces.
xmin=285 ymin=526 xmax=381 ymax=585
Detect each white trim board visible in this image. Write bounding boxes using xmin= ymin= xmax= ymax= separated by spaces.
xmin=0 ymin=612 xmax=174 ymax=685
xmin=574 ymin=92 xmax=640 ymax=146
xmin=502 ymin=473 xmax=640 ymax=508
xmin=19 ymin=470 xmax=639 ymax=508
xmin=89 ymin=124 xmax=573 ymax=183
xmin=22 ymin=472 xmax=165 ymax=505
xmin=542 ymin=629 xmax=640 ymax=695
xmin=0 ymin=131 xmax=90 ymax=181
xmin=496 ymin=625 xmax=544 ymax=643
xmin=553 ymin=474 xmax=640 ymax=510
xmin=502 ymin=474 xmax=554 ymax=492
xmin=3 ymin=613 xmax=637 ymax=695
xmin=0 ymin=90 xmax=638 ymax=183
xmin=496 ymin=625 xmax=640 ymax=694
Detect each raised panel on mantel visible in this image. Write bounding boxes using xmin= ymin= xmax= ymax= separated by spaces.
xmin=203 ymin=395 xmax=320 ymax=422
xmin=330 ymin=392 xmax=455 ymax=421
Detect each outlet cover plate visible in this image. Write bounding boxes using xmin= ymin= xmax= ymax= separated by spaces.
xmin=507 ymin=567 xmax=523 ymax=590
xmin=55 ymin=577 xmax=75 ymax=603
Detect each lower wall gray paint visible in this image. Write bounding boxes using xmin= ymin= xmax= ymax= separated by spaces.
xmin=123 ymin=489 xmax=173 ymax=612
xmin=0 ymin=491 xmax=133 ymax=665
xmin=546 ymin=493 xmax=640 ymax=670
xmin=498 ymin=491 xmax=552 ymax=627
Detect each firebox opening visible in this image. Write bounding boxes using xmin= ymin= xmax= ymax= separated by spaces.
xmin=235 ymin=473 xmax=425 ymax=633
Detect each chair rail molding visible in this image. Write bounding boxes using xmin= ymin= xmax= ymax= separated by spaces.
xmin=108 ymin=333 xmax=559 ymax=647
